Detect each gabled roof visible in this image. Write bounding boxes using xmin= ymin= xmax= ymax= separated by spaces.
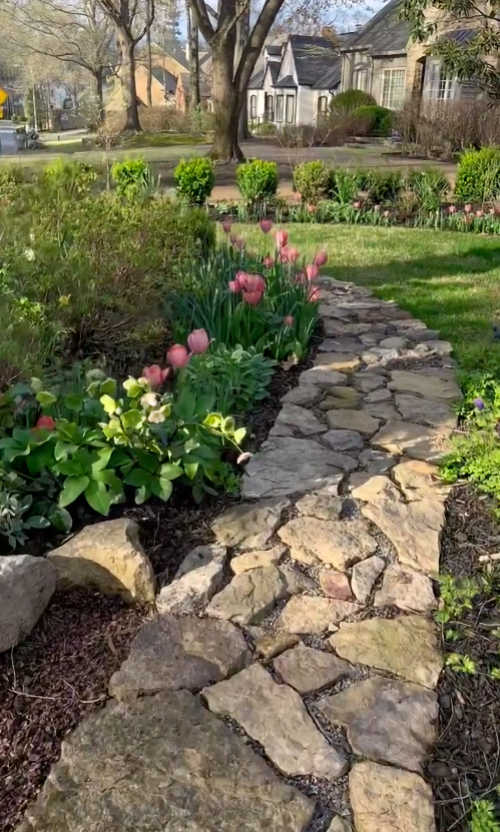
xmin=266 ymin=44 xmax=282 ymax=57
xmin=276 ymin=74 xmax=297 ymax=88
xmin=151 ymin=67 xmax=177 ymax=94
xmin=248 ymin=68 xmax=265 ymax=89
xmin=312 ymin=59 xmax=342 ymax=90
xmin=341 ymin=0 xmax=409 ymax=55
xmin=289 ymin=35 xmax=340 ymax=86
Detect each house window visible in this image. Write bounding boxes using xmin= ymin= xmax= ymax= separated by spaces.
xmin=436 ymin=66 xmax=453 ymax=100
xmin=265 ymin=93 xmax=274 ymax=121
xmin=353 ymin=67 xmax=368 ymax=92
xmin=250 ymin=94 xmax=257 ymax=119
xmin=276 ymin=94 xmax=284 ymax=122
xmin=317 ymin=96 xmax=328 ymax=118
xmin=381 ymin=68 xmax=406 ymax=110
xmin=285 ymin=95 xmax=295 ymax=124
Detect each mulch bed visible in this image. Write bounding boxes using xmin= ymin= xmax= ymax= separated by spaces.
xmin=0 ymin=338 xmax=321 ymax=832
xmin=429 ymin=485 xmax=500 ymax=832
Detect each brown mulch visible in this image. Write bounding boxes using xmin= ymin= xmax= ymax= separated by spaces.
xmin=0 ymin=589 xmax=148 ymax=832
xmin=429 ymin=485 xmax=500 ymax=832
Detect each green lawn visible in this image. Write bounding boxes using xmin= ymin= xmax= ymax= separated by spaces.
xmin=237 ymin=223 xmax=500 ymax=381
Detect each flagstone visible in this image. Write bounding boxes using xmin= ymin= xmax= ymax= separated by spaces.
xmin=274 ymin=643 xmax=353 ymax=693
xmin=278 ymin=516 xmax=377 ymax=569
xmin=349 ymin=761 xmax=435 ymax=832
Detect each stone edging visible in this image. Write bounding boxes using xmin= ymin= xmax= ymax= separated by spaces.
xmin=17 ymin=277 xmax=459 ymax=832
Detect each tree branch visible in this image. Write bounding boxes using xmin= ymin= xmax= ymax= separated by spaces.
xmin=235 ymin=0 xmax=287 ymax=93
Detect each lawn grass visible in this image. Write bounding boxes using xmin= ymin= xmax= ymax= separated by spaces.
xmin=236 ymin=223 xmax=500 ymax=381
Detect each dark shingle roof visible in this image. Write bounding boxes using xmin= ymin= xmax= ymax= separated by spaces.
xmin=266 ymin=44 xmax=282 ymax=57
xmin=312 ymin=58 xmax=342 ymax=90
xmin=268 ymin=62 xmax=280 ymax=84
xmin=248 ymin=68 xmax=265 ymax=89
xmin=276 ymin=74 xmax=297 ymax=88
xmin=342 ymin=0 xmax=409 ymax=55
xmin=440 ymin=27 xmax=479 ymax=45
xmin=289 ymin=35 xmax=340 ymax=86
xmin=151 ymin=67 xmax=177 ymax=94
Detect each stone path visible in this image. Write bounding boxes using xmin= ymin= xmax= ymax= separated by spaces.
xmin=18 ymin=278 xmax=460 ymax=832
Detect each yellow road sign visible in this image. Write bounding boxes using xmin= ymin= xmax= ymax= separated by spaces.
xmin=0 ymin=88 xmax=8 ymax=105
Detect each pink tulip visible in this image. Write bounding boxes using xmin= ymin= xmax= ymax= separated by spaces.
xmin=228 ymin=280 xmax=240 ymax=293
xmin=373 ymin=204 xmax=381 ymax=213
xmin=314 ymin=250 xmax=327 ymax=267
xmin=244 ymin=274 xmax=266 ymax=293
xmin=235 ymin=270 xmax=248 ymax=288
xmin=260 ymin=219 xmax=273 ymax=233
xmin=307 ymin=204 xmax=316 ymax=213
xmin=275 ymin=229 xmax=288 ymax=249
xmin=353 ymin=201 xmax=361 ymax=210
xmin=167 ymin=344 xmax=190 ymax=368
xmin=383 ymin=210 xmax=390 ymax=218
xmin=306 ymin=263 xmax=319 ymax=281
xmin=464 ymin=203 xmax=472 ymax=214
xmin=242 ymin=290 xmax=263 ymax=305
xmin=308 ymin=286 xmax=320 ymax=302
xmin=221 ymin=219 xmax=232 ymax=233
xmin=287 ymin=247 xmax=300 ymax=263
xmin=187 ymin=328 xmax=210 ymax=354
xmin=279 ymin=246 xmax=289 ymax=263
xmin=488 ymin=207 xmax=495 ymax=215
xmin=235 ymin=237 xmax=246 ymax=250
xmin=283 ymin=315 xmax=294 ymax=327
xmin=295 ymin=270 xmax=306 ymax=284
xmin=36 ymin=414 xmax=56 ymax=430
xmin=263 ymin=255 xmax=274 ymax=268
xmin=142 ymin=364 xmax=170 ymax=388
xmin=475 ymin=209 xmax=484 ymax=218
xmin=448 ymin=204 xmax=456 ymax=214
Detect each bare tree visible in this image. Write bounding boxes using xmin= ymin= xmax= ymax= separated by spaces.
xmin=4 ymin=0 xmax=114 ymax=122
xmin=186 ymin=0 xmax=201 ymax=108
xmin=97 ymin=0 xmax=155 ymax=131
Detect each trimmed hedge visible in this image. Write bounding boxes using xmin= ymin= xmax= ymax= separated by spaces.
xmin=455 ymin=147 xmax=500 ymax=204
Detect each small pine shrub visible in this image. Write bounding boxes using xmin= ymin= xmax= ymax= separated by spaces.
xmin=455 ymin=147 xmax=500 ymax=204
xmin=331 ymin=89 xmax=376 ymax=112
xmin=353 ymin=104 xmax=393 ymax=136
xmin=236 ymin=159 xmax=278 ymax=207
xmin=174 ymin=157 xmax=215 ymax=205
xmin=293 ymin=161 xmax=330 ymax=204
xmin=111 ymin=158 xmax=153 ymax=200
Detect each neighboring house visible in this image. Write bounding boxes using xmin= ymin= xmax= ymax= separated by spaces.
xmin=339 ymin=0 xmax=494 ymax=108
xmin=247 ymin=34 xmax=353 ymax=127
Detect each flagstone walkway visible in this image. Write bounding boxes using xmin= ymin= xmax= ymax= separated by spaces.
xmin=18 ymin=278 xmax=460 ymax=832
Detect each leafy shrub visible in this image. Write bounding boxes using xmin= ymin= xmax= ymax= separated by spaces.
xmin=353 ymin=104 xmax=393 ymax=137
xmin=406 ymin=167 xmax=450 ymax=212
xmin=330 ymin=89 xmax=376 ymax=113
xmin=293 ymin=161 xmax=330 ymax=205
xmin=470 ymin=798 xmax=500 ymax=832
xmin=328 ymin=169 xmax=361 ymax=203
xmin=366 ymin=170 xmax=404 ymax=202
xmin=180 ymin=344 xmax=275 ymax=414
xmin=174 ymin=157 xmax=215 ymax=205
xmin=455 ymin=147 xmax=500 ymax=205
xmin=42 ymin=158 xmax=97 ymax=198
xmin=236 ymin=160 xmax=278 ymax=207
xmin=251 ymin=121 xmax=277 ymax=136
xmin=111 ymin=158 xmax=153 ymax=200
xmin=0 ymin=466 xmax=70 ymax=550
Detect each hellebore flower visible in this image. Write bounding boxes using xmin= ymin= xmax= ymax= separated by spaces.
xmin=167 ymin=344 xmax=190 ymax=368
xmin=35 ymin=415 xmax=56 ymax=430
xmin=142 ymin=364 xmax=170 ymax=388
xmin=473 ymin=397 xmax=485 ymax=410
xmin=314 ymin=250 xmax=327 ymax=267
xmin=306 ymin=263 xmax=319 ymax=281
xmin=187 ymin=328 xmax=210 ymax=354
xmin=283 ymin=315 xmax=294 ymax=327
xmin=221 ymin=219 xmax=232 ymax=233
xmin=140 ymin=392 xmax=159 ymax=408
xmin=263 ymin=255 xmax=274 ymax=268
xmin=260 ymin=219 xmax=273 ymax=233
xmin=275 ymin=229 xmax=288 ymax=249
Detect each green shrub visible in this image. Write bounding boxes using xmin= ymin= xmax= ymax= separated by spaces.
xmin=180 ymin=344 xmax=275 ymax=415
xmin=252 ymin=121 xmax=277 ymax=136
xmin=42 ymin=158 xmax=97 ymax=198
xmin=328 ymin=168 xmax=361 ymax=203
xmin=455 ymin=147 xmax=500 ymax=204
xmin=330 ymin=89 xmax=376 ymax=113
xmin=236 ymin=159 xmax=278 ymax=207
xmin=111 ymin=158 xmax=153 ymax=200
xmin=174 ymin=157 xmax=215 ymax=205
xmin=406 ymin=167 xmax=450 ymax=212
xmin=293 ymin=161 xmax=330 ymax=205
xmin=353 ymin=105 xmax=393 ymax=136
xmin=366 ymin=170 xmax=404 ymax=202
xmin=470 ymin=798 xmax=500 ymax=832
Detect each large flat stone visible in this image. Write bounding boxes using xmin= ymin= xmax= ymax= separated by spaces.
xmin=395 ymin=393 xmax=456 ymax=429
xmin=17 ymin=690 xmax=314 ymax=832
xmin=295 ymin=492 xmax=343 ymax=521
xmin=230 ymin=545 xmax=285 ymax=574
xmin=203 ymin=663 xmax=347 ymax=779
xmin=319 ymin=569 xmax=353 ymax=600
xmin=275 ymin=403 xmax=326 ymax=435
xmin=319 ymin=676 xmax=438 ymax=772
xmin=374 ymin=564 xmax=436 ymax=612
xmin=206 ymin=566 xmax=288 ymax=624
xmin=322 ymin=430 xmax=364 ymax=452
xmin=279 ymin=595 xmax=359 ymax=633
xmin=281 ymin=384 xmax=319 ymax=405
xmin=330 ymin=615 xmax=442 ymax=688
xmin=371 ymin=420 xmax=446 ymax=461
xmin=211 ymin=500 xmax=288 ymax=549
xmin=327 ymin=409 xmax=380 ymax=437
xmin=0 ymin=556 xmax=56 ymax=653
xmin=109 ymin=615 xmax=249 ymax=700
xmin=392 ymin=459 xmax=447 ymax=502
xmin=274 ymin=643 xmax=352 ymax=693
xmin=48 ymin=519 xmax=155 ymax=604
xmin=388 ymin=368 xmax=460 ymax=400
xmin=279 ymin=516 xmax=377 ymax=569
xmin=349 ymin=761 xmax=436 ymax=832
xmin=351 ymin=556 xmax=386 ymax=603
xmin=315 ymin=354 xmax=361 ymax=373
xmin=156 ymin=544 xmax=226 ymax=614
xmin=319 ymin=386 xmax=361 ymax=410
xmin=242 ymin=438 xmax=343 ymax=499
xmin=300 ymin=367 xmax=347 ymax=387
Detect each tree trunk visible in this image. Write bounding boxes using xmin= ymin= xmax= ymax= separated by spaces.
xmin=146 ymin=0 xmax=153 ymax=107
xmin=237 ymin=2 xmax=250 ymax=141
xmin=117 ymin=27 xmax=141 ymax=131
xmin=187 ymin=1 xmax=201 ymax=108
xmin=211 ymin=41 xmax=242 ymax=160
xmin=95 ymin=70 xmax=105 ymax=123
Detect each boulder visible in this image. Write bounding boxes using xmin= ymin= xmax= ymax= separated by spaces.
xmin=156 ymin=544 xmax=226 ymax=614
xmin=0 ymin=555 xmax=56 ymax=652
